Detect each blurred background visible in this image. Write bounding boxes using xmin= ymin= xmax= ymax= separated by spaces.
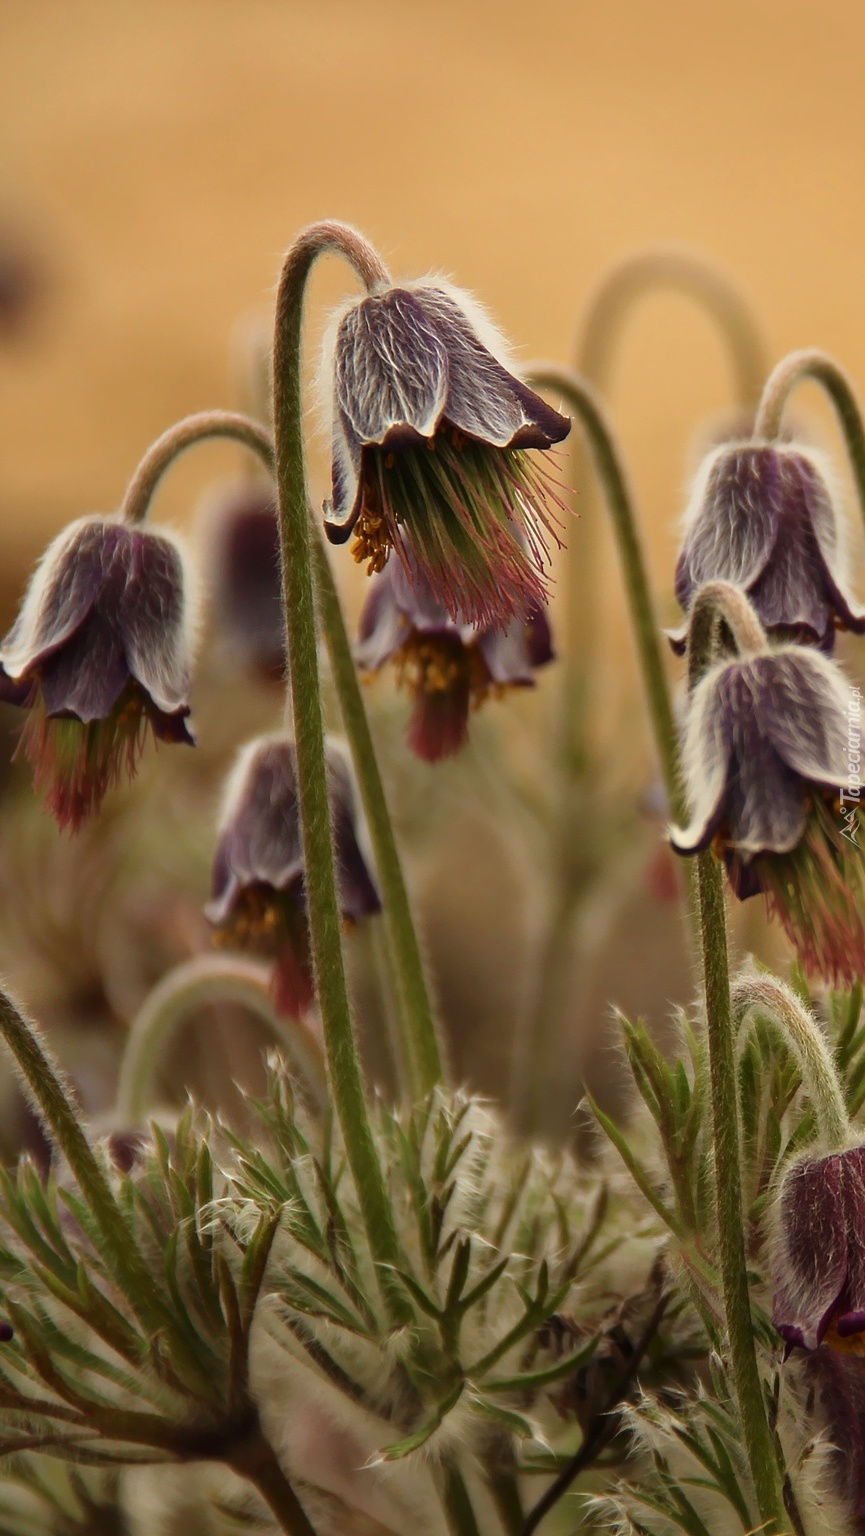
xmin=0 ymin=0 xmax=862 ymax=1141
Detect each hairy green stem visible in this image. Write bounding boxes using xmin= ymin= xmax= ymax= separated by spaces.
xmin=754 ymin=348 xmax=865 ymax=527
xmin=685 ymin=578 xmax=767 ymax=668
xmin=115 ymin=403 xmax=438 ymax=1104
xmin=564 ymin=247 xmax=765 ymax=772
xmin=514 ymin=363 xmax=687 ymax=1134
xmin=732 ymin=975 xmax=849 ymax=1149
xmin=313 ymin=536 xmax=444 ymax=1096
xmin=528 ymin=363 xmax=684 ymax=823
xmin=271 ymin=221 xmax=403 ymax=1300
xmin=441 ymin=1460 xmax=483 ymax=1536
xmin=578 ymin=246 xmax=766 ymax=405
xmin=487 ymin=1461 xmax=523 ymax=1536
xmin=686 ymin=586 xmax=787 ymax=1534
xmin=0 ymin=988 xmax=169 ymax=1337
xmin=117 ymin=956 xmax=327 ymax=1121
xmin=120 ymin=411 xmax=275 ymax=524
xmin=227 ymin=1431 xmax=318 ymax=1536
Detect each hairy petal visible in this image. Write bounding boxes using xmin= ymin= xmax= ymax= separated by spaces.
xmin=414 ymin=285 xmax=569 ymax=449
xmin=119 ymin=529 xmax=195 ymax=713
xmin=335 ymin=288 xmax=449 ymax=444
xmin=670 ymin=661 xmax=735 ymax=854
xmin=754 ymin=648 xmax=852 ymax=787
xmin=0 ymin=518 xmax=110 ymax=677
xmin=675 ymin=446 xmax=782 ymax=605
xmin=773 ymin=1149 xmax=865 ymax=1349
xmin=478 ymin=612 xmax=544 ymax=687
xmin=676 ymin=444 xmax=865 ymax=646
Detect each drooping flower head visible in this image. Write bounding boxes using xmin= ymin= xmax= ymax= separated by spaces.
xmin=671 ymin=442 xmax=865 ymax=653
xmin=323 ymin=280 xmax=570 ymax=631
xmin=206 ymin=735 xmax=381 ymax=1017
xmin=770 ymin=1148 xmax=865 ymax=1520
xmin=773 ymin=1146 xmax=865 ymax=1356
xmin=671 ymin=643 xmax=865 ymax=987
xmin=0 ymin=517 xmax=197 ymax=830
xmin=356 ymin=540 xmax=553 ymax=762
xmin=199 ymin=477 xmax=284 ymax=683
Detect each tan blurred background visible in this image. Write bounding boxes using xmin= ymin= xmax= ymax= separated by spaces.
xmin=0 ymin=0 xmax=862 ymax=1129
xmin=3 ymin=0 xmax=864 ymax=558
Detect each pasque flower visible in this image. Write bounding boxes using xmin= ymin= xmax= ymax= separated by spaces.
xmin=0 ymin=517 xmax=196 ymax=830
xmin=356 ymin=540 xmax=553 ymax=762
xmin=773 ymin=1146 xmax=865 ymax=1355
xmin=200 ymin=478 xmax=284 ymax=682
xmin=773 ymin=1147 xmax=865 ymax=1519
xmin=671 ymin=642 xmax=865 ymax=986
xmin=323 ymin=279 xmax=570 ymax=631
xmin=670 ymin=442 xmax=865 ymax=653
xmin=206 ymin=735 xmax=381 ymax=1016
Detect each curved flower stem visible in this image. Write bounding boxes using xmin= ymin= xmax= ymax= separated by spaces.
xmin=515 ymin=363 xmax=687 ymax=1133
xmin=0 ymin=987 xmax=170 ymax=1338
xmin=686 ymin=577 xmax=768 ymax=666
xmin=732 ymin=975 xmax=849 ymax=1149
xmin=117 ymin=956 xmax=327 ymax=1122
xmin=578 ymin=246 xmax=766 ymax=405
xmin=686 ymin=584 xmax=787 ymax=1534
xmin=527 ymin=362 xmax=684 ymax=823
xmin=120 ymin=411 xmax=275 ymax=524
xmin=114 ymin=402 xmax=438 ymax=1104
xmin=271 ymin=222 xmax=404 ymax=1304
xmin=313 ymin=535 xmax=444 ymax=1097
xmin=565 ymin=247 xmax=766 ymax=773
xmin=754 ymin=349 xmax=865 ymax=524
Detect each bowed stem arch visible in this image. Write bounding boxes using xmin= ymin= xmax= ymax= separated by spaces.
xmin=755 ymin=348 xmax=865 ymax=536
xmin=514 ymin=362 xmax=687 ymax=1134
xmin=270 ymin=221 xmax=447 ymax=1294
xmin=685 ymin=580 xmax=788 ymax=1535
xmin=564 ymin=247 xmax=766 ymax=776
xmin=111 ymin=242 xmax=448 ymax=1293
xmin=117 ymin=397 xmax=442 ymax=1118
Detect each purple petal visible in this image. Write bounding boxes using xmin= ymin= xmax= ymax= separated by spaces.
xmin=206 ymin=482 xmax=284 ymax=675
xmin=674 ymin=649 xmax=852 ymax=859
xmin=716 ymin=663 xmax=812 ymax=854
xmin=415 ymin=286 xmax=569 ymax=449
xmin=39 ymin=614 xmax=130 ymax=721
xmin=772 ymin=1149 xmax=865 ymax=1350
xmin=676 ymin=445 xmax=865 ymax=644
xmin=216 ymin=739 xmax=305 ymax=897
xmin=750 ymin=649 xmax=850 ymax=791
xmin=118 ymin=531 xmax=192 ymax=713
xmin=800 ymin=1350 xmax=865 ymax=1519
xmin=675 ymin=447 xmax=784 ymax=609
xmin=0 ymin=668 xmax=34 ymax=706
xmin=525 ymin=602 xmax=554 ymax=668
xmin=355 ymin=573 xmax=408 ymax=672
xmin=477 ymin=616 xmax=537 ymax=687
xmin=335 ymin=288 xmax=449 ymax=444
xmin=407 ymin=676 xmax=471 ymax=762
xmin=0 ymin=520 xmax=114 ymax=677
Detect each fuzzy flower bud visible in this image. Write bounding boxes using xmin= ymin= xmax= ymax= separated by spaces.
xmin=206 ymin=734 xmax=380 ymax=1016
xmin=356 ymin=539 xmax=553 ymax=762
xmin=671 ymin=644 xmax=865 ymax=986
xmin=773 ymin=1147 xmax=865 ymax=1355
xmin=323 ymin=279 xmax=570 ymax=631
xmin=0 ymin=517 xmax=197 ymax=830
xmin=671 ymin=443 xmax=865 ymax=653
